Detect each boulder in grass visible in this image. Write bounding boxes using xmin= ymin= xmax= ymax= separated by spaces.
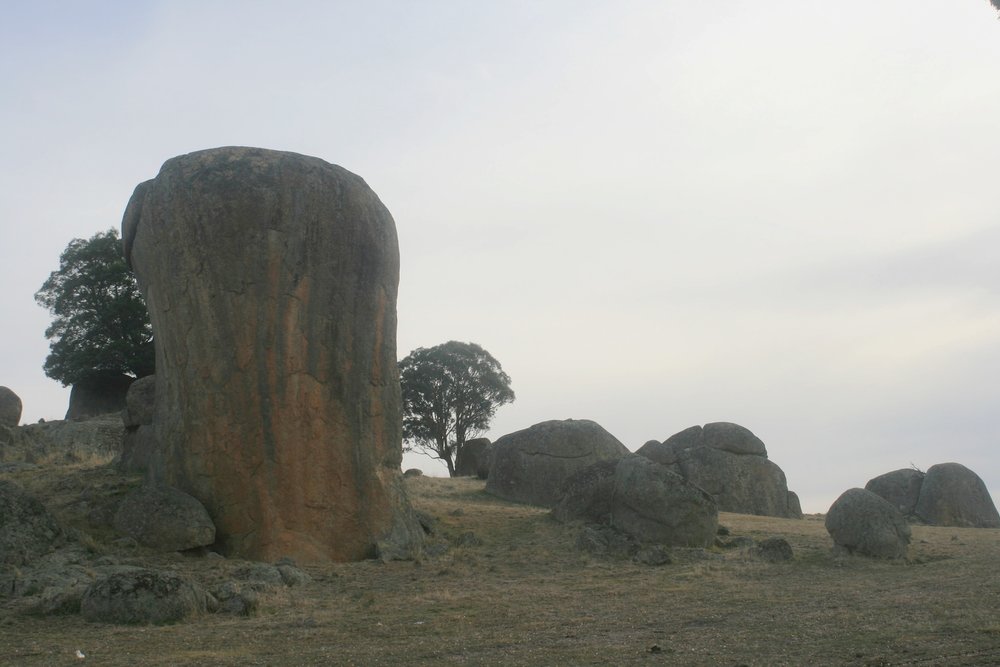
xmin=81 ymin=568 xmax=213 ymax=625
xmin=825 ymin=488 xmax=910 ymax=559
xmin=914 ymin=463 xmax=1000 ymax=528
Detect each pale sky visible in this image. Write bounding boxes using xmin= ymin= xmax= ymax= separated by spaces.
xmin=2 ymin=1 xmax=998 ymax=513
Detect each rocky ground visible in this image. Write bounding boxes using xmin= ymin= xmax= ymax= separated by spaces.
xmin=2 ymin=461 xmax=1000 ymax=666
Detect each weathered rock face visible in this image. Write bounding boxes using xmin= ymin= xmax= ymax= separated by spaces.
xmin=638 ymin=422 xmax=801 ymax=519
xmin=118 ymin=375 xmax=157 ymax=475
xmin=65 ymin=374 xmax=134 ymax=420
xmin=454 ymin=438 xmax=491 ymax=477
xmin=825 ymin=488 xmax=911 ymax=559
xmin=0 ymin=386 xmax=22 ymax=427
xmin=486 ymin=419 xmax=630 ymax=507
xmin=553 ymin=455 xmax=718 ymax=548
xmin=122 ymin=147 xmax=420 ymax=562
xmin=477 ymin=442 xmax=494 ymax=480
xmin=1 ymin=415 xmax=123 ymax=465
xmin=122 ymin=375 xmax=156 ymax=428
xmin=0 ymin=480 xmax=65 ymax=566
xmin=914 ymin=463 xmax=1000 ymax=528
xmin=81 ymin=569 xmax=212 ymax=625
xmin=865 ymin=468 xmax=925 ymax=518
xmin=113 ymin=484 xmax=216 ymax=552
xmin=611 ymin=455 xmax=718 ymax=547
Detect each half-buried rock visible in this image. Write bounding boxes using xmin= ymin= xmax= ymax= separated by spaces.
xmin=121 ymin=147 xmax=422 ymax=562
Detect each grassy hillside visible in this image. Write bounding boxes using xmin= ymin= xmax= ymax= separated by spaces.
xmin=3 ymin=468 xmax=1000 ymax=666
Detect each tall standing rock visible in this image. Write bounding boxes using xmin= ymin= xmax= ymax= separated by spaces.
xmin=121 ymin=147 xmax=421 ymax=562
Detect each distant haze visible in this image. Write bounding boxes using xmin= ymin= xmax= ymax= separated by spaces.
xmin=2 ymin=2 xmax=998 ymax=513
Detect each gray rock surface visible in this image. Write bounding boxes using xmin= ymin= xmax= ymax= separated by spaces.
xmin=1 ymin=414 xmax=124 ymax=464
xmin=0 ymin=386 xmax=22 ymax=427
xmin=454 ymin=438 xmax=491 ymax=477
xmin=486 ymin=419 xmax=629 ymax=507
xmin=639 ymin=422 xmax=801 ymax=519
xmin=66 ymin=374 xmax=134 ymax=420
xmin=551 ymin=458 xmax=619 ymax=525
xmin=914 ymin=463 xmax=1000 ymax=528
xmin=610 ymin=455 xmax=718 ymax=548
xmin=0 ymin=479 xmax=65 ymax=566
xmin=477 ymin=442 xmax=494 ymax=480
xmin=81 ymin=568 xmax=212 ymax=624
xmin=825 ymin=488 xmax=911 ymax=558
xmin=113 ymin=484 xmax=216 ymax=552
xmin=117 ymin=424 xmax=159 ymax=474
xmin=122 ymin=146 xmax=421 ymax=562
xmin=122 ymin=374 xmax=156 ymax=428
xmin=865 ymin=468 xmax=925 ymax=518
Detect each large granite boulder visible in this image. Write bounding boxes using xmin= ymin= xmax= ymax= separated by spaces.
xmin=0 ymin=386 xmax=22 ymax=427
xmin=553 ymin=455 xmax=718 ymax=547
xmin=486 ymin=419 xmax=629 ymax=507
xmin=637 ymin=422 xmax=801 ymax=519
xmin=113 ymin=484 xmax=216 ymax=552
xmin=914 ymin=463 xmax=1000 ymax=528
xmin=454 ymin=438 xmax=491 ymax=477
xmin=865 ymin=468 xmax=925 ymax=518
xmin=0 ymin=480 xmax=65 ymax=566
xmin=121 ymin=147 xmax=421 ymax=562
xmin=825 ymin=488 xmax=911 ymax=559
xmin=65 ymin=374 xmax=134 ymax=420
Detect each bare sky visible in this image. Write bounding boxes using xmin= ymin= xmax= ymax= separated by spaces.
xmin=2 ymin=1 xmax=998 ymax=512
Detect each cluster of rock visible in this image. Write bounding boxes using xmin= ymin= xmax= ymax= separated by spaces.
xmin=637 ymin=422 xmax=802 ymax=519
xmin=0 ymin=476 xmax=310 ymax=624
xmin=865 ymin=463 xmax=1000 ymax=528
xmin=824 ymin=462 xmax=998 ymax=559
xmin=477 ymin=418 xmax=802 ymax=554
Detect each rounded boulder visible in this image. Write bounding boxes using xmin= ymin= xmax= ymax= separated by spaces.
xmin=825 ymin=488 xmax=911 ymax=558
xmin=486 ymin=419 xmax=629 ymax=507
xmin=0 ymin=386 xmax=22 ymax=427
xmin=914 ymin=463 xmax=1000 ymax=528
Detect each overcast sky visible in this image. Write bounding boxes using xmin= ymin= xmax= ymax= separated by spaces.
xmin=2 ymin=1 xmax=998 ymax=512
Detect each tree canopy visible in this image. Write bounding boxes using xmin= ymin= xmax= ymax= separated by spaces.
xmin=35 ymin=229 xmax=154 ymax=386
xmin=399 ymin=341 xmax=515 ymax=476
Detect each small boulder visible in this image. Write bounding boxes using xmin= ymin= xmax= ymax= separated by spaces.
xmin=81 ymin=568 xmax=212 ymax=624
xmin=403 ymin=468 xmax=423 ymax=478
xmin=122 ymin=375 xmax=156 ymax=428
xmin=454 ymin=438 xmax=491 ymax=477
xmin=865 ymin=468 xmax=925 ymax=518
xmin=702 ymin=422 xmax=767 ymax=456
xmin=0 ymin=386 xmax=22 ymax=427
xmin=113 ymin=484 xmax=216 ymax=552
xmin=486 ymin=419 xmax=629 ymax=507
xmin=0 ymin=480 xmax=64 ymax=566
xmin=753 ymin=537 xmax=793 ymax=562
xmin=825 ymin=488 xmax=911 ymax=558
xmin=914 ymin=463 xmax=1000 ymax=528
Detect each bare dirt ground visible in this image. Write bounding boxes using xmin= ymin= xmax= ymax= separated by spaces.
xmin=3 ymin=468 xmax=1000 ymax=666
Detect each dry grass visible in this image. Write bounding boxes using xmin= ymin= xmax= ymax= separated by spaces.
xmin=3 ymin=470 xmax=1000 ymax=666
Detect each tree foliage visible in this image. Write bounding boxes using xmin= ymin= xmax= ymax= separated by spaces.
xmin=400 ymin=341 xmax=515 ymax=476
xmin=35 ymin=229 xmax=154 ymax=386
